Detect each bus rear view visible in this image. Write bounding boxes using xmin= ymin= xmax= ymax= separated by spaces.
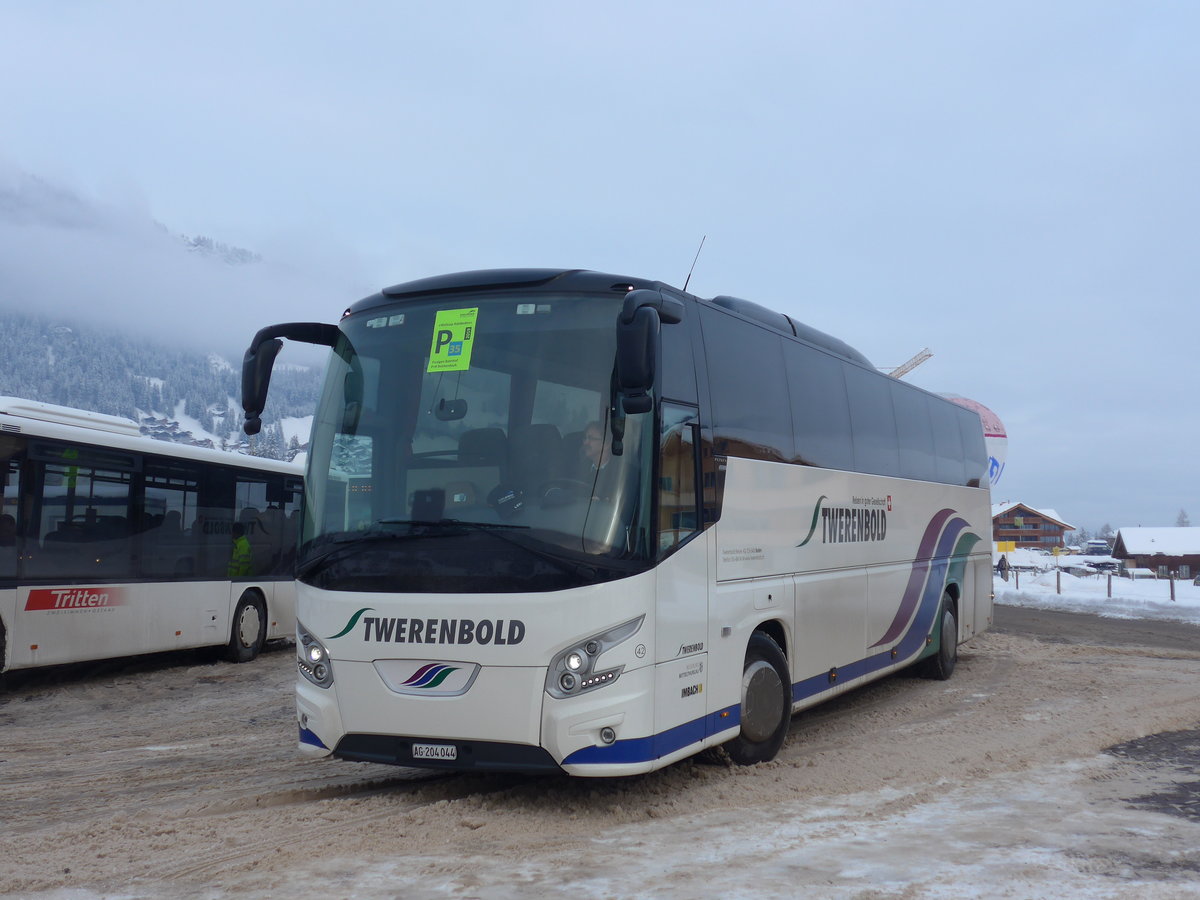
xmin=244 ymin=268 xmax=992 ymax=777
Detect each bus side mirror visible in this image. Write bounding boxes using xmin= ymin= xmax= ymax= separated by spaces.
xmin=242 ymin=339 xmax=284 ymax=436
xmin=242 ymin=322 xmax=340 ymax=435
xmin=617 ymin=305 xmax=657 ymax=414
xmin=616 ymin=290 xmax=684 ymax=415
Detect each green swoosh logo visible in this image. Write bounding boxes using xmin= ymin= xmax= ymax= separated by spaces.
xmin=796 ymin=495 xmax=828 ymax=548
xmin=327 ymin=607 xmax=375 ymax=640
xmin=423 ymin=667 xmax=458 ymax=689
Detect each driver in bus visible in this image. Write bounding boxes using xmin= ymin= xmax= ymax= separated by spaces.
xmin=577 ymin=420 xmax=626 ymax=504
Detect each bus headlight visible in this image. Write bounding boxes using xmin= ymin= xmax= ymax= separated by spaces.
xmin=297 ymin=620 xmax=334 ymax=689
xmin=545 ymin=615 xmax=644 ymax=700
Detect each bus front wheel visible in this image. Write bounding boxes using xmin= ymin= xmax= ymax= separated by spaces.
xmin=726 ymin=632 xmax=792 ymax=766
xmin=225 ymin=593 xmax=267 ymax=663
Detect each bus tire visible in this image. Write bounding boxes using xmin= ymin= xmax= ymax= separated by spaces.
xmin=726 ymin=632 xmax=792 ymax=766
xmin=225 ymin=592 xmax=267 ymax=663
xmin=919 ymin=599 xmax=957 ymax=681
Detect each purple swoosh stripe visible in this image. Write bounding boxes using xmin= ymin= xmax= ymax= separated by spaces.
xmin=401 ymin=663 xmax=440 ymax=686
xmin=409 ymin=665 xmax=453 ymax=688
xmin=902 ymin=516 xmax=970 ymax=648
xmin=412 ymin=672 xmax=451 ymax=691
xmin=869 ymin=508 xmax=956 ymax=648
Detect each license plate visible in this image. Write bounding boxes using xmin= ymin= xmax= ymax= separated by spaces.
xmin=411 ymin=742 xmax=457 ymax=761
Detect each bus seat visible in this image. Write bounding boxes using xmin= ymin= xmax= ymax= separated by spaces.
xmin=458 ymin=428 xmax=507 ymax=466
xmin=509 ymin=424 xmax=562 ymax=490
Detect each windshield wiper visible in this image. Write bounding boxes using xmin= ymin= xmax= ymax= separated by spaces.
xmin=295 ymin=527 xmax=440 ymax=579
xmin=295 ymin=519 xmax=533 ymax=580
xmin=375 ymin=517 xmax=530 ymax=531
xmin=377 ymin=518 xmax=582 ymax=573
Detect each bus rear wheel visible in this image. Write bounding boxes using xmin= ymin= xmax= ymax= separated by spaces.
xmin=726 ymin=632 xmax=792 ymax=766
xmin=225 ymin=593 xmax=266 ymax=663
xmin=919 ymin=599 xmax=957 ymax=681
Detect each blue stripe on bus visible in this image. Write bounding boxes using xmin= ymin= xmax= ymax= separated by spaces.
xmin=562 ymin=705 xmax=739 ymax=766
xmin=565 ymin=539 xmax=972 ymax=769
xmin=299 ymin=725 xmax=329 ymax=750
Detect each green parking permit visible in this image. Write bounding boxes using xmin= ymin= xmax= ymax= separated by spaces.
xmin=427 ymin=308 xmax=479 ymax=373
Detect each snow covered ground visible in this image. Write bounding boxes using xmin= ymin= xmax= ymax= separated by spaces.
xmin=995 ymin=568 xmax=1200 ymax=625
xmin=6 ymin=575 xmax=1200 ymax=899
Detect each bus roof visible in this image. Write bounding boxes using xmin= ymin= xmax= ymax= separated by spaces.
xmin=0 ymin=396 xmax=302 ymax=476
xmin=0 ymin=396 xmax=143 ymax=437
xmin=350 ymin=268 xmax=872 ymax=367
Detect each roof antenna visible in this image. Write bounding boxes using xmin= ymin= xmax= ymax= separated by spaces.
xmin=682 ymin=235 xmax=706 ymax=292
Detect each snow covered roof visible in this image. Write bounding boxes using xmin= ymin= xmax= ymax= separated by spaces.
xmin=1113 ymin=527 xmax=1200 ymax=556
xmin=991 ymin=500 xmax=1074 ymax=530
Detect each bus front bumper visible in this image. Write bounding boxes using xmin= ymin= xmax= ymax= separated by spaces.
xmin=295 ymin=659 xmax=661 ymax=775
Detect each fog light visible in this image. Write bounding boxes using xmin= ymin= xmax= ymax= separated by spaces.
xmin=313 ymin=663 xmax=328 ymax=681
xmin=560 ymin=672 xmax=577 ymax=692
xmin=600 ymin=726 xmax=616 ymax=745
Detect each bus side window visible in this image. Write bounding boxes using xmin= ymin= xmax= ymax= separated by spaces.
xmin=34 ymin=462 xmax=135 ymax=579
xmin=142 ymin=458 xmax=201 ymax=580
xmin=892 ymin=382 xmax=937 ymax=483
xmin=658 ymin=403 xmax=700 ymax=556
xmin=843 ymin=363 xmax=900 ymax=477
xmin=930 ymin=401 xmax=967 ymax=486
xmin=785 ymin=343 xmax=853 ymax=469
xmin=699 ymin=306 xmax=794 ymax=464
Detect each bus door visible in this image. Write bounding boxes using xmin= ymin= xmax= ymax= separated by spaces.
xmin=0 ymin=436 xmax=20 ymax=670
xmin=20 ymin=441 xmax=143 ymax=667
xmin=652 ymin=404 xmax=709 ymax=751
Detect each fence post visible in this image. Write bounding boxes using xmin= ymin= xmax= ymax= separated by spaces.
xmin=1056 ymin=568 xmax=1061 ymax=595
xmin=1015 ymin=569 xmax=1020 ymax=589
xmin=1171 ymin=574 xmax=1176 ymax=603
xmin=1107 ymin=573 xmax=1112 ymax=599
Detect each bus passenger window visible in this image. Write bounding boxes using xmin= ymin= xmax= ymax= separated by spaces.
xmin=34 ymin=463 xmax=135 ymax=579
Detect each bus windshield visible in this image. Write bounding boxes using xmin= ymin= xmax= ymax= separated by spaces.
xmin=300 ymin=292 xmax=655 ymax=593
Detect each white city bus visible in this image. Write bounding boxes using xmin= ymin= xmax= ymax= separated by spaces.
xmin=0 ymin=397 xmax=303 ymax=673
xmin=243 ymin=269 xmax=992 ymax=777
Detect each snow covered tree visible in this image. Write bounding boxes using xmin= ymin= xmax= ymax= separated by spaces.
xmin=1176 ymin=509 xmax=1191 ymax=527
xmin=0 ymin=306 xmax=320 ymax=456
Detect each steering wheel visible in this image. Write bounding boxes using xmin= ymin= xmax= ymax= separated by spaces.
xmin=539 ymin=479 xmax=593 ymax=506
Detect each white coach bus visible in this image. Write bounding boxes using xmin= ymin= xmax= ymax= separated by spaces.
xmin=0 ymin=398 xmax=303 ymax=673
xmin=242 ymin=268 xmax=992 ymax=777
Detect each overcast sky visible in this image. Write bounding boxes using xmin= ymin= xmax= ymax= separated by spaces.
xmin=1 ymin=1 xmax=1196 ymax=531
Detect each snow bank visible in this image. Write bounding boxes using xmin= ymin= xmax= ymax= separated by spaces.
xmin=994 ymin=571 xmax=1200 ymax=625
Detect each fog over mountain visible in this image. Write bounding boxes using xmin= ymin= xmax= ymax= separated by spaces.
xmin=0 ymin=167 xmax=367 ymax=360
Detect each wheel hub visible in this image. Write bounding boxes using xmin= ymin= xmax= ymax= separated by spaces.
xmin=237 ymin=605 xmax=263 ymax=648
xmin=741 ymin=659 xmax=784 ymax=743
